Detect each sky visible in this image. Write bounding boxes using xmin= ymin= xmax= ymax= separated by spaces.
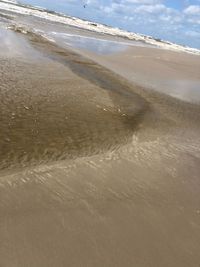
xmin=20 ymin=0 xmax=200 ymax=49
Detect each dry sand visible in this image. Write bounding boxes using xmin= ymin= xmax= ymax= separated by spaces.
xmin=0 ymin=19 xmax=200 ymax=267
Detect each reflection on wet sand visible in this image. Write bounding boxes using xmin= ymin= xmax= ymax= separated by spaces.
xmin=50 ymin=32 xmax=129 ymax=54
xmin=0 ymin=22 xmax=200 ymax=267
xmin=82 ymin=45 xmax=200 ymax=103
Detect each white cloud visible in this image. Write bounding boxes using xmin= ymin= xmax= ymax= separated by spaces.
xmin=124 ymin=0 xmax=163 ymax=4
xmin=184 ymin=5 xmax=200 ymax=15
xmin=134 ymin=4 xmax=166 ymax=13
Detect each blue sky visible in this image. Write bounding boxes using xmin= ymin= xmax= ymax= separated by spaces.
xmin=21 ymin=0 xmax=200 ymax=48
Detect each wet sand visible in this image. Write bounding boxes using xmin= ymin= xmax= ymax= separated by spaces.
xmin=56 ymin=36 xmax=200 ymax=103
xmin=0 ymin=17 xmax=200 ymax=267
xmin=87 ymin=46 xmax=200 ymax=103
xmin=0 ymin=28 xmax=148 ymax=170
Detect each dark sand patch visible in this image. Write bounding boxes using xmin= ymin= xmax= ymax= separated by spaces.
xmin=0 ymin=28 xmax=148 ymax=171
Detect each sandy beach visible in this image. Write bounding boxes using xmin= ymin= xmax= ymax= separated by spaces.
xmin=0 ymin=5 xmax=200 ymax=267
